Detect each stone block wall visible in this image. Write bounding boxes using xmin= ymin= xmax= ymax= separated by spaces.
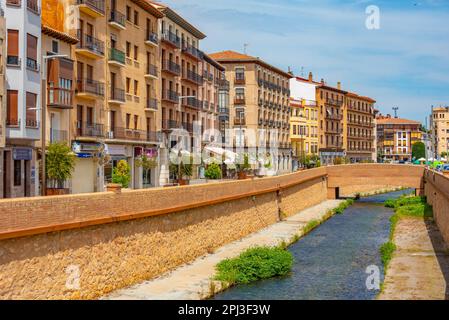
xmin=425 ymin=170 xmax=449 ymax=245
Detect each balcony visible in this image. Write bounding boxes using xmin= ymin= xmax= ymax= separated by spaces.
xmin=108 ymin=47 xmax=125 ymax=67
xmin=76 ymin=0 xmax=105 ymax=18
xmin=234 ymin=118 xmax=246 ymax=126
xmin=210 ymin=103 xmax=215 ymax=113
xmin=181 ymin=43 xmax=204 ymax=61
xmin=234 ymin=74 xmax=245 ymax=85
xmin=75 ymin=31 xmax=105 ymax=59
xmin=26 ymin=119 xmax=39 ymax=128
xmin=6 ymin=55 xmax=21 ymax=67
xmin=49 ymin=129 xmax=68 ymax=143
xmin=326 ymin=98 xmax=343 ymax=107
xmin=325 ymin=113 xmax=343 ymax=121
xmin=26 ymin=57 xmax=39 ymax=71
xmin=219 ymin=107 xmax=229 ymax=115
xmin=325 ymin=127 xmax=343 ymax=135
xmin=162 ymin=89 xmax=179 ymax=104
xmin=26 ymin=0 xmax=39 ymax=14
xmin=161 ymin=30 xmax=180 ymax=48
xmin=146 ymin=98 xmax=158 ymax=111
xmin=234 ymin=94 xmax=245 ymax=105
xmin=183 ymin=70 xmax=203 ymax=85
xmin=75 ymin=121 xmax=104 ymax=138
xmin=202 ymin=101 xmax=209 ymax=112
xmin=48 ymin=88 xmax=73 ymax=109
xmin=109 ymin=10 xmax=125 ymax=30
xmin=181 ymin=96 xmax=201 ymax=109
xmin=109 ymin=88 xmax=125 ymax=104
xmin=145 ymin=30 xmax=159 ymax=47
xmin=216 ymin=78 xmax=230 ymax=91
xmin=144 ymin=64 xmax=158 ymax=79
xmin=106 ymin=127 xmax=159 ymax=143
xmin=162 ymin=59 xmax=180 ymax=76
xmin=162 ymin=119 xmax=179 ymax=131
xmin=76 ymin=78 xmax=105 ymax=99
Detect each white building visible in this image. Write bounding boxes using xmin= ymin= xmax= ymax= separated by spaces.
xmin=2 ymin=0 xmax=41 ymax=198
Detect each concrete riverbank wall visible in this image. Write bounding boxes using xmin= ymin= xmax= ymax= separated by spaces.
xmin=424 ymin=170 xmax=449 ymax=246
xmin=0 ymin=168 xmax=328 ymax=299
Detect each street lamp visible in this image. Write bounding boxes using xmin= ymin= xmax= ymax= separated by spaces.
xmin=41 ymin=54 xmax=68 ymax=196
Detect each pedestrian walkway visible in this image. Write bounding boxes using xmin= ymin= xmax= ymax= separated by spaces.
xmin=379 ymin=218 xmax=449 ymax=300
xmin=103 ymin=200 xmax=343 ymax=300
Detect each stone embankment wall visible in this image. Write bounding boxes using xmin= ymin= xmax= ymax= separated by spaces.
xmin=0 ymin=168 xmax=328 ymax=299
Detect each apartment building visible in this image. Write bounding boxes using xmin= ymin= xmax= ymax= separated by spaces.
xmin=209 ymin=50 xmax=292 ymax=174
xmin=345 ymin=92 xmax=376 ymax=162
xmin=289 ymin=98 xmax=306 ymax=169
xmin=376 ymin=114 xmax=422 ymax=162
xmin=289 ymin=73 xmax=319 ymax=160
xmin=3 ymin=0 xmax=41 ymax=198
xmin=430 ymin=106 xmax=449 ymax=158
xmin=59 ymin=0 xmax=164 ymax=193
xmin=316 ymin=81 xmax=347 ymax=165
xmin=0 ymin=6 xmax=5 ymax=198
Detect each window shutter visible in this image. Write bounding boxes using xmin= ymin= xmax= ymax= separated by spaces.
xmin=7 ymin=90 xmax=18 ymax=123
xmin=27 ymin=34 xmax=38 ymax=60
xmin=7 ymin=30 xmax=19 ymax=56
xmin=26 ymin=92 xmax=37 ymax=122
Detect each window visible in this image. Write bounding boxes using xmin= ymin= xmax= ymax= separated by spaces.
xmin=126 ymin=113 xmax=131 ymax=129
xmin=26 ymin=92 xmax=37 ymax=127
xmin=126 ymin=6 xmax=131 ymax=21
xmin=126 ymin=77 xmax=131 ymax=93
xmin=134 ymin=115 xmax=138 ymax=130
xmin=6 ymin=90 xmax=18 ymax=126
xmin=134 ymin=10 xmax=139 ymax=25
xmin=235 ymin=67 xmax=245 ymax=81
xmin=7 ymin=29 xmax=19 ymax=65
xmin=51 ymin=40 xmax=59 ymax=53
xmin=14 ymin=160 xmax=21 ymax=187
xmin=126 ymin=42 xmax=131 ymax=57
xmin=26 ymin=34 xmax=38 ymax=70
xmin=134 ymin=45 xmax=138 ymax=60
xmin=86 ymin=107 xmax=93 ymax=125
xmin=134 ymin=80 xmax=138 ymax=96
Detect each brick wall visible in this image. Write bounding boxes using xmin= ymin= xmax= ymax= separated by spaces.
xmin=425 ymin=170 xmax=449 ymax=245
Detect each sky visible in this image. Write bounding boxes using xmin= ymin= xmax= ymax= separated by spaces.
xmin=159 ymin=0 xmax=449 ymax=125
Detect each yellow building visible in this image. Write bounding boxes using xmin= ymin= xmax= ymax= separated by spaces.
xmin=289 ymin=98 xmax=306 ymax=167
xmin=431 ymin=106 xmax=449 ymax=158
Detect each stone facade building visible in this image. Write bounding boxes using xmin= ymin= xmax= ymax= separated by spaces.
xmin=430 ymin=106 xmax=449 ymax=159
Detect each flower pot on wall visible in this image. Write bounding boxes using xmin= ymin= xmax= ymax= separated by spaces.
xmin=46 ymin=188 xmax=70 ymax=196
xmin=177 ymin=179 xmax=189 ymax=186
xmin=238 ymin=172 xmax=248 ymax=180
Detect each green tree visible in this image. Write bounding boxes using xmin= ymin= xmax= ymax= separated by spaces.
xmin=412 ymin=142 xmax=426 ymax=160
xmin=205 ymin=163 xmax=222 ymax=179
xmin=112 ymin=160 xmax=131 ymax=188
xmin=441 ymin=151 xmax=448 ymax=158
xmin=46 ymin=142 xmax=76 ymax=188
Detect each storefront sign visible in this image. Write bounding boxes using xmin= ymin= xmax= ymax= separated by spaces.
xmin=134 ymin=147 xmax=158 ymax=158
xmin=72 ymin=142 xmax=102 ymax=153
xmin=13 ymin=148 xmax=32 ymax=160
xmin=76 ymin=153 xmax=93 ymax=158
xmin=105 ymin=144 xmax=127 ymax=156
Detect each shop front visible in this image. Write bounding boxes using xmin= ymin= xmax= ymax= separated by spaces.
xmin=133 ymin=146 xmax=159 ymax=189
xmin=2 ymin=146 xmax=37 ymax=198
xmin=71 ymin=141 xmax=104 ymax=194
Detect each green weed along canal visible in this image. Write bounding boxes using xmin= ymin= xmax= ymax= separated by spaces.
xmin=213 ymin=189 xmax=412 ymax=300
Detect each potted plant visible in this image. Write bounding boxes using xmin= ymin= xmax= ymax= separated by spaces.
xmin=46 ymin=142 xmax=76 ymax=196
xmin=236 ymin=153 xmax=251 ymax=179
xmin=205 ymin=162 xmax=222 ymax=180
xmin=112 ymin=160 xmax=131 ymax=188
xmin=169 ymin=156 xmax=193 ymax=185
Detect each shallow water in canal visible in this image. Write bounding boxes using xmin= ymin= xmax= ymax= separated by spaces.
xmin=213 ymin=189 xmax=413 ymax=300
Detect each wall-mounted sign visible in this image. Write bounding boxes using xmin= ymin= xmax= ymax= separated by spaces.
xmin=72 ymin=142 xmax=102 ymax=154
xmin=13 ymin=148 xmax=32 ymax=160
xmin=76 ymin=153 xmax=93 ymax=159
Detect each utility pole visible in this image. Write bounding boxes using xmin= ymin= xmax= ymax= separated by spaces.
xmin=392 ymin=107 xmax=399 ymax=118
xmin=243 ymin=43 xmax=249 ymax=55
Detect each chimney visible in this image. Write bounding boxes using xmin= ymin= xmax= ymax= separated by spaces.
xmin=321 ymin=78 xmax=325 ymax=85
xmin=308 ymin=72 xmax=313 ymax=82
xmin=337 ymin=81 xmax=341 ymax=90
xmin=287 ymin=66 xmax=294 ymax=76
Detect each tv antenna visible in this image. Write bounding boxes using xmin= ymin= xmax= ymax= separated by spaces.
xmin=243 ymin=43 xmax=249 ymax=54
xmin=300 ymin=66 xmax=304 ymax=77
xmin=392 ymin=107 xmax=399 ymax=118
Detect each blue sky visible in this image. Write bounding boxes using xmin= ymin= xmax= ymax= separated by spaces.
xmin=161 ymin=0 xmax=449 ymax=125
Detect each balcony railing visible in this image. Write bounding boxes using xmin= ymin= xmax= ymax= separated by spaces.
xmin=76 ymin=78 xmax=105 ymax=97
xmin=184 ymin=70 xmax=203 ymax=85
xmin=162 ymin=59 xmax=180 ymax=75
xmin=48 ymin=88 xmax=73 ymax=108
xmin=182 ymin=96 xmax=201 ymax=109
xmin=146 ymin=64 xmax=158 ymax=78
xmin=26 ymin=57 xmax=39 ymax=71
xmin=234 ymin=95 xmax=245 ymax=105
xmin=162 ymin=89 xmax=179 ymax=103
xmin=7 ymin=56 xmax=21 ymax=66
xmin=162 ymin=119 xmax=179 ymax=130
xmin=109 ymin=88 xmax=125 ymax=102
xmin=6 ymin=118 xmax=20 ymax=127
xmin=216 ymin=78 xmax=230 ymax=91
xmin=145 ymin=30 xmax=159 ymax=45
xmin=26 ymin=0 xmax=39 ymax=13
xmin=26 ymin=119 xmax=39 ymax=128
xmin=107 ymin=126 xmax=159 ymax=142
xmin=109 ymin=47 xmax=125 ymax=65
xmin=202 ymin=101 xmax=209 ymax=111
xmin=76 ymin=0 xmax=105 ymax=15
xmin=76 ymin=31 xmax=104 ymax=56
xmin=146 ymin=98 xmax=158 ymax=111
xmin=75 ymin=121 xmax=104 ymax=138
xmin=50 ymin=129 xmax=68 ymax=143
xmin=219 ymin=107 xmax=229 ymax=114
xmin=109 ymin=10 xmax=125 ymax=28
xmin=326 ymin=98 xmax=343 ymax=106
xmin=161 ymin=30 xmax=180 ymax=48
xmin=325 ymin=113 xmax=343 ymax=120
xmin=234 ymin=73 xmax=245 ymax=85
xmin=182 ymin=43 xmax=204 ymax=60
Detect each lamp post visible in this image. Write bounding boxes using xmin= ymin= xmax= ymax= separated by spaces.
xmin=41 ymin=54 xmax=68 ymax=196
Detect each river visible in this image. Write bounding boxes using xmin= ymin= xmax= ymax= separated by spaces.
xmin=213 ymin=189 xmax=412 ymax=300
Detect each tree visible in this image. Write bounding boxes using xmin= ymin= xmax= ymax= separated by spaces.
xmin=441 ymin=151 xmax=448 ymax=158
xmin=46 ymin=142 xmax=76 ymax=189
xmin=205 ymin=163 xmax=222 ymax=179
xmin=412 ymin=142 xmax=426 ymax=160
xmin=112 ymin=160 xmax=131 ymax=188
